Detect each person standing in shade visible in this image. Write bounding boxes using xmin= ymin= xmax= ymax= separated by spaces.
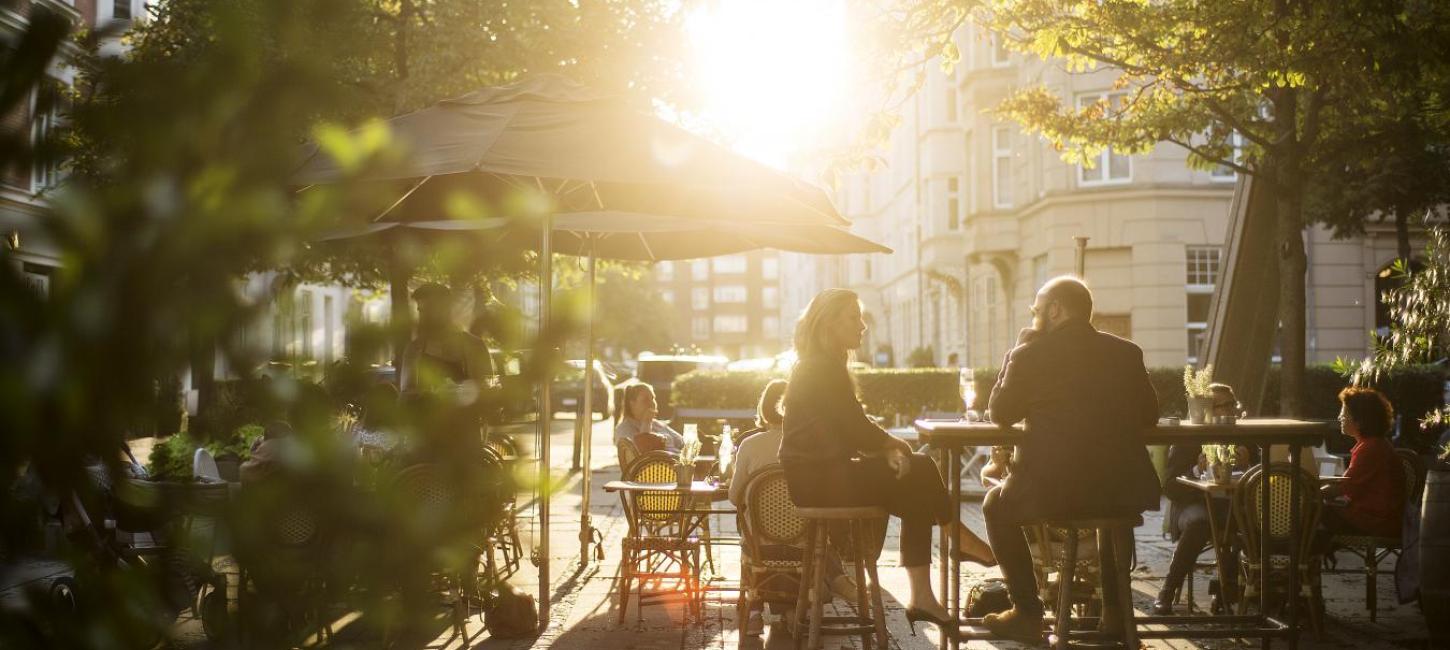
xmin=981 ymin=276 xmax=1160 ymax=643
xmin=400 ymin=283 xmax=496 ymax=455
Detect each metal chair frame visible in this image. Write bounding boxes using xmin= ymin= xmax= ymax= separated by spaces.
xmin=615 ymin=451 xmax=703 ymax=623
xmin=1231 ymin=463 xmax=1325 ymax=639
xmin=1326 ymin=449 xmax=1424 ymax=622
xmin=736 ymin=465 xmax=807 ymax=634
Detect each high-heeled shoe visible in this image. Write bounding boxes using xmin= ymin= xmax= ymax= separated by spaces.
xmin=904 ymin=607 xmax=959 ymax=639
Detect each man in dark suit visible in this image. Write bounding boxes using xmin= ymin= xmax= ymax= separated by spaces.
xmin=981 ymin=276 xmax=1160 ymax=642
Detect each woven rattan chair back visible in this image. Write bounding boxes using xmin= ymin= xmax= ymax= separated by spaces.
xmin=626 ymin=451 xmax=683 ymax=524
xmin=1233 ymin=462 xmax=1322 ymax=561
xmin=616 ymin=439 xmax=640 ymax=473
xmin=742 ymin=466 xmax=805 ymax=547
xmin=393 ymin=463 xmax=462 ymax=534
xmin=1396 ymin=449 xmax=1424 ymax=507
xmin=273 ymin=506 xmax=319 ymax=548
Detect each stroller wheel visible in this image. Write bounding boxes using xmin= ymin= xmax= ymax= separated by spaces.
xmin=49 ymin=577 xmax=78 ymax=615
xmin=201 ymin=586 xmax=233 ymax=643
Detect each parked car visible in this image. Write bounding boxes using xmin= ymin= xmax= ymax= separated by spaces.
xmin=623 ymin=353 xmax=729 ymax=421
xmin=553 ymin=360 xmax=615 ymax=420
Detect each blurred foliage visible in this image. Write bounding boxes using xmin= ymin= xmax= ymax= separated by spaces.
xmin=145 ymin=425 xmax=265 ymax=482
xmin=904 ymin=346 xmax=936 ymax=368
xmin=1343 ymin=226 xmax=1450 ymax=433
xmin=0 ymin=0 xmax=639 ymax=644
xmin=557 ymin=261 xmax=676 ymax=359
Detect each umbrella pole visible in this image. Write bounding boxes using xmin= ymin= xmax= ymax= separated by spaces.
xmin=579 ymin=240 xmax=598 ymax=565
xmin=537 ymin=214 xmax=553 ymax=630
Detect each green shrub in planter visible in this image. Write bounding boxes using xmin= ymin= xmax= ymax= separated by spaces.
xmin=146 ymin=424 xmax=265 ymax=481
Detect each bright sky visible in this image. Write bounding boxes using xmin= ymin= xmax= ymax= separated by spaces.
xmin=684 ymin=0 xmax=852 ymax=170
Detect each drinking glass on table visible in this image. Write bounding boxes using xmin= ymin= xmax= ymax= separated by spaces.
xmin=959 ymin=367 xmax=980 ymax=421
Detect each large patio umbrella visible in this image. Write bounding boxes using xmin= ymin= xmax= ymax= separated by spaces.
xmin=293 ymin=75 xmax=867 ymax=627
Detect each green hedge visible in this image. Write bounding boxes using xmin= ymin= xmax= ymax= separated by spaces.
xmin=671 ymin=364 xmax=1447 ymax=445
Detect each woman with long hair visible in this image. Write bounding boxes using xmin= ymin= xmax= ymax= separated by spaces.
xmin=781 ymin=288 xmax=995 ymax=634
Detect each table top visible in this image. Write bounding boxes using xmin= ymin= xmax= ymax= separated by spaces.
xmin=1176 ymin=474 xmax=1343 ymax=495
xmin=603 ymin=479 xmax=728 ymax=496
xmin=914 ymin=418 xmax=1332 ymax=447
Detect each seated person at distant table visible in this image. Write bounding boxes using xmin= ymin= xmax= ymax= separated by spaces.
xmin=1153 ymin=382 xmax=1250 ymax=615
xmin=729 ymin=379 xmax=788 ymax=506
xmin=1321 ymin=387 xmax=1405 ymax=539
xmin=614 ymin=383 xmax=684 ymax=454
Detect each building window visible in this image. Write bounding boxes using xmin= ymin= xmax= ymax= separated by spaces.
xmin=714 ymin=315 xmax=749 ymax=334
xmin=992 ymin=126 xmax=1013 ymax=209
xmin=30 ymin=81 xmax=65 ymax=191
xmin=762 ymin=286 xmax=779 ymax=309
xmin=691 ymin=287 xmax=709 ymax=310
xmin=114 ymin=0 xmax=133 ymax=20
xmin=1210 ymin=130 xmax=1245 ymax=181
xmin=713 ymin=285 xmax=747 ymax=303
xmin=947 ymin=177 xmax=962 ymax=230
xmin=762 ymin=257 xmax=778 ymax=279
xmin=1186 ymin=246 xmax=1222 ymax=287
xmin=272 ymin=289 xmax=296 ymax=357
xmin=20 ymin=263 xmax=51 ymax=297
xmin=763 ymin=316 xmax=780 ymax=338
xmin=1032 ymin=254 xmax=1048 ymax=292
xmin=661 ymin=289 xmax=675 ymax=305
xmin=656 ymin=261 xmax=674 ymax=281
xmin=692 ymin=316 xmax=710 ymax=340
xmin=1076 ymin=93 xmax=1132 ymax=185
xmin=1185 ymin=246 xmax=1222 ymax=363
xmin=691 ymin=260 xmax=709 ymax=281
xmin=944 ymin=87 xmax=958 ymax=123
xmin=711 ymin=255 xmax=748 ymax=274
xmin=990 ymin=33 xmax=1011 ymax=67
xmin=298 ymin=290 xmax=314 ymax=359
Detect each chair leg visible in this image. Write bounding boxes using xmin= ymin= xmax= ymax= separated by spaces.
xmin=1114 ymin=527 xmax=1139 ymax=650
xmin=737 ymin=560 xmax=751 ymax=635
xmin=1366 ymin=543 xmax=1378 ymax=622
xmin=863 ymin=539 xmax=889 ymax=650
xmin=794 ymin=521 xmax=818 ymax=650
xmin=617 ymin=545 xmax=633 ymax=625
xmin=849 ymin=519 xmax=873 ymax=650
xmin=1055 ymin=528 xmax=1079 ymax=650
xmin=807 ymin=525 xmax=829 ymax=650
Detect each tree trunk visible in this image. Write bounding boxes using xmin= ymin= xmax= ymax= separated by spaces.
xmin=1271 ymin=89 xmax=1308 ymax=418
xmin=1396 ymin=206 xmax=1413 ymax=268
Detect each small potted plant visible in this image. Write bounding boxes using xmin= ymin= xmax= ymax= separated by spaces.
xmin=1206 ymin=444 xmax=1235 ymax=484
xmin=1183 ymin=364 xmax=1216 ymax=425
xmin=676 ymin=439 xmax=701 ymax=488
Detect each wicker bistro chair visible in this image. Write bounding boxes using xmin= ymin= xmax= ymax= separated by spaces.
xmin=617 ymin=451 xmax=704 ymax=623
xmin=616 ymin=439 xmax=641 ymax=474
xmin=235 ymin=496 xmax=331 ymax=646
xmin=391 ymin=463 xmax=493 ymax=642
xmin=1231 ymin=463 xmax=1325 ymax=638
xmin=1327 ymin=449 xmax=1424 ymax=622
xmin=737 ymin=466 xmax=808 ymax=634
xmin=479 ymin=443 xmax=525 ymax=579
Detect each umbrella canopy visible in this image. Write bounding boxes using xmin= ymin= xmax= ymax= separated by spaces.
xmin=294 ymin=75 xmax=845 ymax=228
xmin=313 ymin=213 xmax=891 ymax=260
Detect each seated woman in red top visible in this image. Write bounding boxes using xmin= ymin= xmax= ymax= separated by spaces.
xmin=1321 ymin=386 xmax=1405 ymax=538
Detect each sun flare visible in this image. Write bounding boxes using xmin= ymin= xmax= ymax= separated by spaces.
xmin=685 ymin=0 xmax=851 ymax=169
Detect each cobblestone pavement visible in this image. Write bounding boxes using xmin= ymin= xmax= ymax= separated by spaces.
xmin=3 ymin=419 xmax=1435 ymax=649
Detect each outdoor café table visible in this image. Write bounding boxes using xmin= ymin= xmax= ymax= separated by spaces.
xmin=603 ymin=480 xmax=737 ymax=615
xmin=914 ymin=418 xmax=1332 ymax=650
xmin=1174 ymin=474 xmax=1245 ymax=616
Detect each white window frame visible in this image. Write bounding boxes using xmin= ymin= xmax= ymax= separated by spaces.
xmin=761 ymin=286 xmax=779 ymax=309
xmin=762 ymin=257 xmax=778 ymax=280
xmin=991 ymin=126 xmax=1013 ymax=209
xmin=655 ymin=261 xmax=674 ymax=281
xmin=1184 ymin=246 xmax=1221 ymax=363
xmin=762 ymin=315 xmax=780 ymax=338
xmin=691 ymin=260 xmax=709 ymax=281
xmin=711 ymin=255 xmax=748 ymax=274
xmin=712 ymin=285 xmax=747 ymax=303
xmin=691 ymin=316 xmax=710 ymax=340
xmin=1075 ymin=92 xmax=1133 ymax=186
xmin=1210 ymin=130 xmax=1245 ymax=181
xmin=691 ymin=287 xmax=709 ymax=310
xmin=661 ymin=289 xmax=674 ymax=305
xmin=713 ymin=314 xmax=749 ymax=334
xmin=30 ymin=82 xmax=65 ymax=192
xmin=989 ymin=33 xmax=1011 ymax=68
xmin=946 ymin=176 xmax=963 ymax=230
xmin=944 ymin=86 xmax=959 ymax=123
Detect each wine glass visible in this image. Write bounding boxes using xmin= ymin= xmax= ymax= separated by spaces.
xmin=959 ymin=367 xmax=979 ymax=421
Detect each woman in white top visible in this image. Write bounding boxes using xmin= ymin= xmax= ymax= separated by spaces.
xmin=613 ymin=383 xmax=685 ymax=454
xmin=729 ymin=379 xmax=788 ymax=506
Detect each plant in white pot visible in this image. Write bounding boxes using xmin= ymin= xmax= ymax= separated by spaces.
xmin=676 ymin=439 xmax=701 ymax=488
xmin=1183 ymin=365 xmax=1216 ymax=425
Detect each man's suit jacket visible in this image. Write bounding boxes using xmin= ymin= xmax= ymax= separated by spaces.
xmin=988 ymin=319 xmax=1161 ymax=520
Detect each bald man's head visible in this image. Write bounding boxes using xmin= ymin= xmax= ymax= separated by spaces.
xmin=1031 ymin=276 xmax=1093 ymax=331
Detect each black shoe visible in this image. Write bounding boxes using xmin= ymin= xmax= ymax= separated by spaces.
xmin=1150 ymin=596 xmax=1174 ymax=616
xmin=905 ymin=608 xmax=959 ymax=639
